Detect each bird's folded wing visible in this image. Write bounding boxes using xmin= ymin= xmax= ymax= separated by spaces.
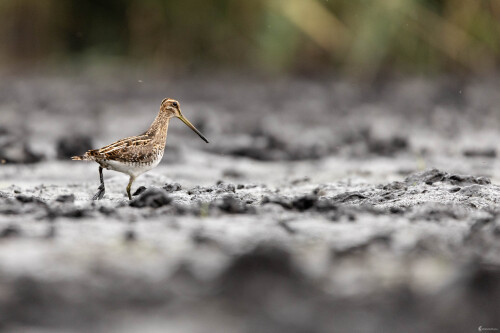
xmin=87 ymin=135 xmax=152 ymax=161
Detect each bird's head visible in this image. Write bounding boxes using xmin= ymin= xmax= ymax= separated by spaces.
xmin=160 ymin=98 xmax=209 ymax=143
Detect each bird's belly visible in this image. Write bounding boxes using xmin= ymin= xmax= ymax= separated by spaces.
xmin=105 ymin=155 xmax=162 ymax=177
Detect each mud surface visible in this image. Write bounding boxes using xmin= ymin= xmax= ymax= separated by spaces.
xmin=1 ymin=74 xmax=500 ymax=332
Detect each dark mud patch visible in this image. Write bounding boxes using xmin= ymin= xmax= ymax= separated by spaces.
xmin=0 ymin=225 xmax=22 ymax=238
xmin=217 ymin=245 xmax=307 ymax=301
xmin=56 ymin=135 xmax=93 ymax=159
xmin=462 ymin=148 xmax=497 ymax=158
xmin=341 ymin=127 xmax=410 ymax=157
xmin=208 ymin=129 xmax=328 ymax=161
xmin=0 ymin=127 xmax=43 ymax=164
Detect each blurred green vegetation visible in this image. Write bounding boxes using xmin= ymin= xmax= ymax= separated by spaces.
xmin=0 ymin=0 xmax=499 ymax=75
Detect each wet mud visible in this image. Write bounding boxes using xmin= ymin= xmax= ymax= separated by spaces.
xmin=1 ymin=74 xmax=500 ymax=332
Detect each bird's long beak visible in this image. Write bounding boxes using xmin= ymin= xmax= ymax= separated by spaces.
xmin=177 ymin=113 xmax=209 ymax=143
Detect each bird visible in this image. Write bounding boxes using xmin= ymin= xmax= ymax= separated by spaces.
xmin=72 ymin=98 xmax=208 ymax=200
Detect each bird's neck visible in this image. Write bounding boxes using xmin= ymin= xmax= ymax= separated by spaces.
xmin=146 ymin=112 xmax=170 ymax=144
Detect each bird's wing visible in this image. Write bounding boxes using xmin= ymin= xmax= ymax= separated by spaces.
xmin=86 ymin=135 xmax=153 ymax=162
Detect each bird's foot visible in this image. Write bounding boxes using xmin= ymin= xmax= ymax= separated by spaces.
xmin=92 ymin=184 xmax=105 ymax=200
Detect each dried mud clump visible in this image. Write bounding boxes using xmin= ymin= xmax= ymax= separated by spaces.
xmin=405 ymin=168 xmax=490 ymax=186
xmin=215 ymin=194 xmax=256 ymax=214
xmin=187 ymin=182 xmax=235 ymax=196
xmin=55 ymin=194 xmax=75 ymax=203
xmin=129 ymin=187 xmax=172 ymax=208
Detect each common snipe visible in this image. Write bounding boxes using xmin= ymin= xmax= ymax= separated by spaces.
xmin=72 ymin=98 xmax=208 ymax=200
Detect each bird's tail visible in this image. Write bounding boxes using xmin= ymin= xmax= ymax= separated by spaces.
xmin=71 ymin=152 xmax=94 ymax=161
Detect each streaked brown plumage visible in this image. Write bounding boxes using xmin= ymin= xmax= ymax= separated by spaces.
xmin=72 ymin=98 xmax=208 ymax=200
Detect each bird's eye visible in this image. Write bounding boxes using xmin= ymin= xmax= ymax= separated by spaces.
xmin=172 ymin=102 xmax=178 ymax=107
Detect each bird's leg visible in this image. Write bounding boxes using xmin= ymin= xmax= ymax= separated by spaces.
xmin=126 ymin=176 xmax=135 ymax=200
xmin=92 ymin=166 xmax=105 ymax=200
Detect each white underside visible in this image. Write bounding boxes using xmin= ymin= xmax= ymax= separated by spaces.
xmin=104 ymin=155 xmax=162 ymax=178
